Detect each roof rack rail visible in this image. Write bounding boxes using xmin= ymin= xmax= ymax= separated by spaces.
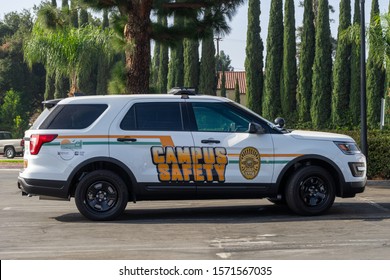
xmin=168 ymin=87 xmax=198 ymax=96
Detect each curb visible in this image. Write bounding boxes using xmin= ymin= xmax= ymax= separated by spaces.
xmin=366 ymin=180 xmax=390 ymax=187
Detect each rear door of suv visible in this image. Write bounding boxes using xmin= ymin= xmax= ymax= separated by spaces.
xmin=109 ymin=98 xmax=196 ymax=199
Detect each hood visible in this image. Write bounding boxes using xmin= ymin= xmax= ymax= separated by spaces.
xmin=289 ymin=130 xmax=354 ymax=142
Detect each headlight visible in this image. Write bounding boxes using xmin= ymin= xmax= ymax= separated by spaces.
xmin=334 ymin=141 xmax=361 ymax=155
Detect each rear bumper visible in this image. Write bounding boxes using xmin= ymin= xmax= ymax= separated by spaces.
xmin=18 ymin=176 xmax=69 ymax=200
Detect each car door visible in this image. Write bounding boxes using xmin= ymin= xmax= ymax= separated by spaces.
xmin=187 ymin=100 xmax=275 ymax=198
xmin=109 ymin=99 xmax=196 ymax=199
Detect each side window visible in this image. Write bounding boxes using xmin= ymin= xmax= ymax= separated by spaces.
xmin=39 ymin=104 xmax=108 ymax=129
xmin=1 ymin=132 xmax=12 ymax=139
xmin=120 ymin=102 xmax=183 ymax=131
xmin=191 ymin=102 xmax=251 ymax=132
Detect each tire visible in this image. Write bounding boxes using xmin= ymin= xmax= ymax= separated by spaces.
xmin=285 ymin=166 xmax=335 ymax=216
xmin=5 ymin=147 xmax=16 ymax=159
xmin=75 ymin=170 xmax=128 ymax=221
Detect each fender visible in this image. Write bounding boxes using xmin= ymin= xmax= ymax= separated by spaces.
xmin=275 ymin=154 xmax=346 ymax=195
xmin=65 ymin=156 xmax=138 ymax=200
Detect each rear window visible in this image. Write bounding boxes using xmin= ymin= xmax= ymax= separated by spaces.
xmin=0 ymin=132 xmax=12 ymax=139
xmin=39 ymin=104 xmax=108 ymax=129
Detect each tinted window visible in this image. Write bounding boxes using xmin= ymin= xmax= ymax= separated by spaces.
xmin=191 ymin=102 xmax=252 ymax=132
xmin=39 ymin=104 xmax=108 ymax=129
xmin=0 ymin=132 xmax=12 ymax=139
xmin=120 ymin=102 xmax=183 ymax=131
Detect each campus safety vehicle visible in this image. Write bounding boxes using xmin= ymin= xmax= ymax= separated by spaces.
xmin=0 ymin=131 xmax=24 ymax=158
xmin=18 ymin=90 xmax=367 ymax=220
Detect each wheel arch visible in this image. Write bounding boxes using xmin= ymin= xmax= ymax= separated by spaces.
xmin=3 ymin=145 xmax=15 ymax=152
xmin=275 ymin=154 xmax=346 ymax=197
xmin=65 ymin=157 xmax=137 ymax=202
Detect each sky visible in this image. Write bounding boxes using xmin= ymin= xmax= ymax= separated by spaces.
xmin=0 ymin=0 xmax=389 ymax=70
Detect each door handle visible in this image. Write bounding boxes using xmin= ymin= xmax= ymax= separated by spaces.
xmin=201 ymin=139 xmax=220 ymax=144
xmin=117 ymin=138 xmax=137 ymax=142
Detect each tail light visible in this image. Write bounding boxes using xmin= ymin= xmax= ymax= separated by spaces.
xmin=20 ymin=139 xmax=25 ymax=147
xmin=30 ymin=134 xmax=58 ymax=155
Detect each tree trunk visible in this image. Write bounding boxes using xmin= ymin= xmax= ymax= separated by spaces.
xmin=124 ymin=2 xmax=152 ymax=94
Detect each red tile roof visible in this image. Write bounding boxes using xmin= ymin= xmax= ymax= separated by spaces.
xmin=217 ymin=71 xmax=246 ymax=94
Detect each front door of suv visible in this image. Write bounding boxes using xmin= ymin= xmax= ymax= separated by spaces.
xmin=109 ymin=100 xmax=195 ymax=199
xmin=187 ymin=100 xmax=275 ymax=198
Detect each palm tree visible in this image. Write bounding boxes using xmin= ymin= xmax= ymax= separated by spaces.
xmin=24 ymin=5 xmax=113 ymax=96
xmin=369 ymin=13 xmax=390 ymax=75
xmin=80 ymin=0 xmax=244 ymax=94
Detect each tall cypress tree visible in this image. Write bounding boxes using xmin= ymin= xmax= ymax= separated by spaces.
xmin=234 ymin=77 xmax=240 ymax=103
xmin=54 ymin=0 xmax=70 ymax=98
xmin=331 ymin=0 xmax=351 ymax=126
xmin=199 ymin=33 xmax=216 ymax=95
xmin=183 ymin=39 xmax=199 ymax=89
xmin=311 ymin=0 xmax=332 ymax=129
xmin=263 ymin=0 xmax=283 ymax=120
xmin=281 ymin=0 xmax=297 ymax=121
xmin=349 ymin=0 xmax=361 ymax=126
xmin=96 ymin=10 xmax=110 ymax=95
xmin=199 ymin=27 xmax=216 ymax=95
xmin=298 ymin=0 xmax=315 ymax=123
xmin=45 ymin=0 xmax=57 ymax=100
xmin=245 ymin=0 xmax=263 ymax=114
xmin=167 ymin=11 xmax=185 ymax=90
xmin=220 ymin=68 xmax=226 ymax=97
xmin=167 ymin=44 xmax=184 ymax=89
xmin=78 ymin=6 xmax=97 ymax=94
xmin=151 ymin=41 xmax=161 ymax=92
xmin=157 ymin=16 xmax=169 ymax=93
xmin=367 ymin=0 xmax=385 ymax=127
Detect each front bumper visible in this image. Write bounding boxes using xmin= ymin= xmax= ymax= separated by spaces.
xmin=339 ymin=178 xmax=367 ymax=198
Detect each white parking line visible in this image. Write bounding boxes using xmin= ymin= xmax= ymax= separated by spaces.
xmin=354 ymin=196 xmax=390 ymax=212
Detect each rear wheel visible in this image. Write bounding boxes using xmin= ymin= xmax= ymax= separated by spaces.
xmin=5 ymin=147 xmax=15 ymax=158
xmin=75 ymin=170 xmax=128 ymax=221
xmin=285 ymin=166 xmax=335 ymax=216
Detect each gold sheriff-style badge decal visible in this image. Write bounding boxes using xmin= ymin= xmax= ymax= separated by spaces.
xmin=239 ymin=147 xmax=261 ymax=180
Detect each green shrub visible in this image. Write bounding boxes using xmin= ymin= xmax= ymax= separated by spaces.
xmin=333 ymin=130 xmax=390 ymax=179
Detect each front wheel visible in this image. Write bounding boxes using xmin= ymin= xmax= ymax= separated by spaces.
xmin=285 ymin=166 xmax=335 ymax=216
xmin=75 ymin=170 xmax=128 ymax=221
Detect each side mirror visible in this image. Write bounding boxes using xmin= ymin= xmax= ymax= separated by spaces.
xmin=274 ymin=117 xmax=285 ymax=128
xmin=248 ymin=122 xmax=265 ymax=134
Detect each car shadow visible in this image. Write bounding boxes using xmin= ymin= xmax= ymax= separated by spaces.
xmin=54 ymin=201 xmax=390 ymax=224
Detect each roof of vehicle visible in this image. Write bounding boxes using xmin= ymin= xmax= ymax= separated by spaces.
xmin=55 ymin=94 xmax=231 ymax=105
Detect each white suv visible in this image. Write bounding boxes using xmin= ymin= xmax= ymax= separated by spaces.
xmin=18 ymin=91 xmax=367 ymax=220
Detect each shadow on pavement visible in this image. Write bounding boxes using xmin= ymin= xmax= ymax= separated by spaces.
xmin=54 ymin=201 xmax=390 ymax=224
